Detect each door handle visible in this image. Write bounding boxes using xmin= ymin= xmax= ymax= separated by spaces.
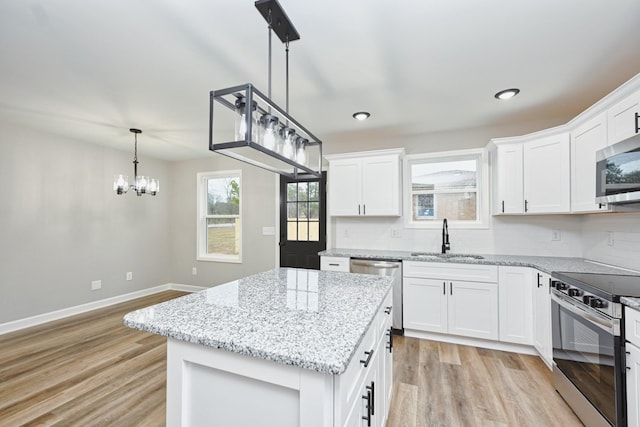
xmin=635 ymin=112 xmax=639 ymax=133
xmin=525 ymin=199 xmax=529 ymax=212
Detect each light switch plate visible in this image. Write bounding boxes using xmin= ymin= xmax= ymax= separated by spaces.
xmin=551 ymin=230 xmax=561 ymax=241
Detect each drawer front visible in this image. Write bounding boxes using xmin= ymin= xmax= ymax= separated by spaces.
xmin=320 ymin=256 xmax=350 ymax=272
xmin=403 ymin=261 xmax=498 ymax=283
xmin=627 ymin=306 xmax=640 ymax=348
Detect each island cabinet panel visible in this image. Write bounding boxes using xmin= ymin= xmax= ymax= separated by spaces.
xmin=166 ymin=291 xmax=393 ymax=427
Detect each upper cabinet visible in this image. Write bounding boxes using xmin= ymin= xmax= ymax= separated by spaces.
xmin=490 ymin=72 xmax=640 ymax=216
xmin=493 ymin=143 xmax=524 ymax=214
xmin=523 ymin=133 xmax=571 ymax=214
xmin=490 ymin=133 xmax=570 ymax=214
xmin=607 ymin=91 xmax=640 ymax=145
xmin=570 ymin=112 xmax=610 ymax=213
xmin=325 ymin=149 xmax=403 ymax=217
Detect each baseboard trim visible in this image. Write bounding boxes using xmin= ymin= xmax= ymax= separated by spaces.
xmin=404 ymin=329 xmax=540 ymax=357
xmin=0 ymin=283 xmax=205 ymax=336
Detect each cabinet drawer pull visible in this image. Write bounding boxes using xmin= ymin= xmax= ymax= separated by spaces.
xmin=367 ymin=381 xmax=375 ymax=416
xmin=502 ymin=200 xmax=505 ymax=213
xmin=328 ymin=263 xmax=339 ymax=266
xmin=362 ymin=389 xmax=372 ymax=426
xmin=525 ymin=199 xmax=529 ymax=212
xmin=384 ymin=306 xmax=392 ymax=315
xmin=360 ymin=349 xmax=374 ymax=368
xmin=386 ymin=327 xmax=393 ymax=352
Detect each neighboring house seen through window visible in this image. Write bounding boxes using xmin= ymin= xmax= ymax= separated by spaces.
xmin=405 ymin=149 xmax=487 ymax=228
xmin=197 ymin=170 xmax=242 ymax=262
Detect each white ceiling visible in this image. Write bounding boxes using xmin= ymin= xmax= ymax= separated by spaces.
xmin=1 ymin=0 xmax=640 ymax=161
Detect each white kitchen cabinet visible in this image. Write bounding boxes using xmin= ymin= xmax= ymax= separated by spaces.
xmin=570 ymin=113 xmax=610 ymax=213
xmin=403 ymin=262 xmax=499 ymax=340
xmin=403 ymin=277 xmax=448 ymax=333
xmin=523 ymin=132 xmax=571 ymax=213
xmin=492 ymin=143 xmax=524 ymax=214
xmin=320 ymin=256 xmax=350 ymax=272
xmin=627 ymin=307 xmax=640 ymax=427
xmin=498 ymin=266 xmax=534 ymax=345
xmin=607 ymin=91 xmax=640 ymax=145
xmin=448 ymin=280 xmax=499 ymax=340
xmin=533 ymin=270 xmax=553 ymax=367
xmin=326 ymin=150 xmax=403 ymax=217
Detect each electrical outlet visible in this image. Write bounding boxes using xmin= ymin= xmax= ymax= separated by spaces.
xmin=608 ymin=231 xmax=615 ymax=247
xmin=126 ymin=272 xmax=133 ymax=281
xmin=192 ymin=267 xmax=198 ymax=276
xmin=391 ymin=228 xmax=402 ymax=238
xmin=91 ymin=280 xmax=102 ymax=291
xmin=551 ymin=230 xmax=561 ymax=241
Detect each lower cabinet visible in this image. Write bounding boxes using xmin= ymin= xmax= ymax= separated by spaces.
xmin=336 ymin=292 xmax=393 ymax=427
xmin=626 ymin=307 xmax=640 ymax=427
xmin=320 ymin=256 xmax=350 ymax=272
xmin=498 ymin=266 xmax=534 ymax=345
xmin=533 ymin=270 xmax=553 ymax=367
xmin=403 ymin=262 xmax=499 ymax=341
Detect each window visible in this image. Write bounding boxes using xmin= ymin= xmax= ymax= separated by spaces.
xmin=286 ymin=180 xmax=320 ymax=242
xmin=404 ymin=149 xmax=487 ymax=228
xmin=197 ymin=170 xmax=242 ymax=262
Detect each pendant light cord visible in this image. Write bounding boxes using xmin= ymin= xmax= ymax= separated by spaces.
xmin=133 ymin=132 xmax=139 ymax=178
xmin=267 ymin=9 xmax=272 ymax=102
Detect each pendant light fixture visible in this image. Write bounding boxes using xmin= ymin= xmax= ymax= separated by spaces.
xmin=113 ymin=128 xmax=159 ymax=196
xmin=209 ymin=0 xmax=322 ymax=179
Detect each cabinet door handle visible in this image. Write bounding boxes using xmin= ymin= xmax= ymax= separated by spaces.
xmin=384 ymin=306 xmax=392 ymax=315
xmin=450 ymin=282 xmax=453 ymax=295
xmin=360 ymin=349 xmax=374 ymax=368
xmin=328 ymin=263 xmax=339 ymax=266
xmin=502 ymin=200 xmax=505 ymax=213
xmin=358 ymin=204 xmax=361 ymax=215
xmin=386 ymin=327 xmax=393 ymax=352
xmin=367 ymin=381 xmax=375 ymax=416
xmin=525 ymin=199 xmax=529 ymax=212
xmin=363 ymin=204 xmax=366 ymax=215
xmin=361 ymin=389 xmax=372 ymax=426
xmin=635 ymin=112 xmax=639 ymax=133
xmin=443 ymin=281 xmax=446 ymax=295
xmin=537 ymin=273 xmax=542 ymax=288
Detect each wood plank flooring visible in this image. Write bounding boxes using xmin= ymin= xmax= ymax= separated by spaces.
xmin=386 ymin=335 xmax=584 ymax=427
xmin=0 ymin=291 xmax=187 ymax=426
xmin=0 ymin=293 xmax=584 ymax=426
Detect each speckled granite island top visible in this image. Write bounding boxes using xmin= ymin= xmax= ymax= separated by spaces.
xmin=320 ymin=248 xmax=634 ymax=275
xmin=124 ymin=268 xmax=392 ymax=375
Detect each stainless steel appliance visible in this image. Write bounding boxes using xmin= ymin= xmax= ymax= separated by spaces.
xmin=596 ymin=127 xmax=640 ymax=205
xmin=350 ymin=258 xmax=403 ymax=332
xmin=550 ymin=271 xmax=640 ymax=427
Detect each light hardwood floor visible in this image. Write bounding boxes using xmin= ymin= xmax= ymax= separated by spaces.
xmin=0 ymin=292 xmax=583 ymax=426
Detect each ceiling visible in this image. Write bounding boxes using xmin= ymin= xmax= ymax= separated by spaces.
xmin=1 ymin=0 xmax=640 ymax=161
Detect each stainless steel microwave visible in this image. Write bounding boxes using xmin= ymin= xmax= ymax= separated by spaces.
xmin=596 ymin=132 xmax=640 ymax=204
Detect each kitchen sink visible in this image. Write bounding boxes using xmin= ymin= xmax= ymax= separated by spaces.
xmin=409 ymin=252 xmax=484 ymax=261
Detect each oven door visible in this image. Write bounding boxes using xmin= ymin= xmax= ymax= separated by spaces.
xmin=551 ymin=289 xmax=624 ymax=426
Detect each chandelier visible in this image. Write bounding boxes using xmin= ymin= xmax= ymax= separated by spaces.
xmin=113 ymin=128 xmax=159 ymax=196
xmin=209 ymin=0 xmax=322 ymax=179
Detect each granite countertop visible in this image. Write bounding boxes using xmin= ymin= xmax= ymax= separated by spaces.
xmin=320 ymin=248 xmax=633 ymax=275
xmin=622 ymin=297 xmax=640 ymax=310
xmin=124 ymin=268 xmax=392 ymax=375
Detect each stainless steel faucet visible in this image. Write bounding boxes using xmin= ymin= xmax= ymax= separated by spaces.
xmin=442 ymin=218 xmax=450 ymax=254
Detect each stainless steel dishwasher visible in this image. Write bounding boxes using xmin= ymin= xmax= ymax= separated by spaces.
xmin=350 ymin=258 xmax=403 ymax=332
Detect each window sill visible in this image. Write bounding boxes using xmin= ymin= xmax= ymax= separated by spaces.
xmin=197 ymin=254 xmax=243 ymax=264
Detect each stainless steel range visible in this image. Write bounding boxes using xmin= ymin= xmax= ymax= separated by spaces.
xmin=550 ymin=271 xmax=640 ymax=427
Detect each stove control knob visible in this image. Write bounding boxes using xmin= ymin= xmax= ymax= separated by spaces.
xmin=590 ymin=298 xmax=605 ymax=309
xmin=583 ymin=295 xmax=594 ymax=304
xmin=568 ymin=288 xmax=582 ymax=297
xmin=555 ymin=282 xmax=569 ymax=291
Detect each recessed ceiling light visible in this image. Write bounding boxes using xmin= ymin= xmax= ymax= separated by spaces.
xmin=494 ymin=88 xmax=520 ymax=100
xmin=352 ymin=111 xmax=371 ymax=120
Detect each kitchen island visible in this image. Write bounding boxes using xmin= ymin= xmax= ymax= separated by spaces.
xmin=124 ymin=268 xmax=393 ymax=427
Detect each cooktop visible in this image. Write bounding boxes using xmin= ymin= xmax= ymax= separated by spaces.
xmin=552 ymin=271 xmax=640 ymax=300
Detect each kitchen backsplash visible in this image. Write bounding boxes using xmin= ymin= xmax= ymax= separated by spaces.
xmin=331 ymin=213 xmax=640 ymax=271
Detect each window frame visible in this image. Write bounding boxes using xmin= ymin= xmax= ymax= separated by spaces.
xmin=403 ymin=148 xmax=489 ymax=229
xmin=196 ymin=170 xmax=243 ymax=263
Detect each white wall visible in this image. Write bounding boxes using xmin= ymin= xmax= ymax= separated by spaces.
xmin=0 ymin=122 xmax=172 ymax=324
xmin=580 ymin=213 xmax=640 ymax=271
xmin=168 ymin=155 xmax=278 ymax=287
